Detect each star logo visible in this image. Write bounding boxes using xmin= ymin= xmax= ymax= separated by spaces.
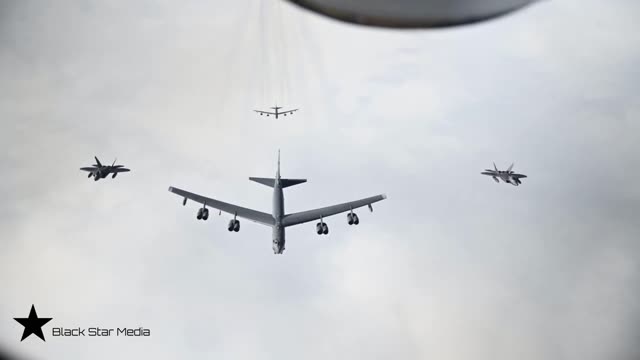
xmin=14 ymin=305 xmax=52 ymax=342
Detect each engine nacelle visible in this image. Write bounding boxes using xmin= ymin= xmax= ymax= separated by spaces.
xmin=492 ymin=176 xmax=499 ymax=183
xmin=316 ymin=222 xmax=328 ymax=235
xmin=228 ymin=219 xmax=240 ymax=232
xmin=112 ymin=172 xmax=117 ymax=179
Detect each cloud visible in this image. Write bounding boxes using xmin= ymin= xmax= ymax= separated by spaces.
xmin=1 ymin=1 xmax=639 ymax=359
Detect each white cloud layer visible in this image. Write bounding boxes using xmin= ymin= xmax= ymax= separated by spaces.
xmin=1 ymin=1 xmax=639 ymax=359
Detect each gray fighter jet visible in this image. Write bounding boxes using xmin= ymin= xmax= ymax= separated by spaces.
xmin=168 ymin=151 xmax=386 ymax=254
xmin=481 ymin=162 xmax=527 ymax=186
xmin=80 ymin=156 xmax=130 ymax=181
xmin=254 ymin=106 xmax=298 ymax=119
xmin=285 ymin=0 xmax=540 ymax=28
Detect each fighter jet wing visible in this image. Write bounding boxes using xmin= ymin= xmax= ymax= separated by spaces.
xmin=512 ymin=174 xmax=527 ymax=178
xmin=168 ymin=186 xmax=275 ymax=226
xmin=480 ymin=171 xmax=496 ymax=175
xmin=282 ymin=194 xmax=386 ymax=227
xmin=111 ymin=168 xmax=131 ymax=173
xmin=80 ymin=167 xmax=96 ymax=172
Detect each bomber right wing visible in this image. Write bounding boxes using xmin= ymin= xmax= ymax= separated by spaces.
xmin=279 ymin=109 xmax=298 ymax=115
xmin=282 ymin=194 xmax=387 ymax=227
xmin=168 ymin=186 xmax=275 ymax=226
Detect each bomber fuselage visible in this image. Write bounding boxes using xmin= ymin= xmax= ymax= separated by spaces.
xmin=272 ymin=176 xmax=286 ymax=254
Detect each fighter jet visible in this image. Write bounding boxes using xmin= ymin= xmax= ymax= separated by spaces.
xmin=481 ymin=162 xmax=527 ymax=186
xmin=168 ymin=151 xmax=386 ymax=254
xmin=254 ymin=106 xmax=298 ymax=119
xmin=80 ymin=156 xmax=130 ymax=181
xmin=285 ymin=0 xmax=541 ymax=29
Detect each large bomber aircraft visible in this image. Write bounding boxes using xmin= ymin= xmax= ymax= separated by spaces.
xmin=481 ymin=162 xmax=527 ymax=186
xmin=168 ymin=151 xmax=387 ymax=254
xmin=254 ymin=106 xmax=299 ymax=119
xmin=285 ymin=0 xmax=540 ymax=28
xmin=80 ymin=157 xmax=130 ymax=181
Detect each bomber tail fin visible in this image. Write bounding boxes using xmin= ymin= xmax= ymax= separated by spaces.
xmin=251 ymin=150 xmax=306 ymax=188
xmin=250 ymin=177 xmax=307 ymax=188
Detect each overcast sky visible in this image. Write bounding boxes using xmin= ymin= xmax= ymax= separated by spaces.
xmin=1 ymin=1 xmax=639 ymax=359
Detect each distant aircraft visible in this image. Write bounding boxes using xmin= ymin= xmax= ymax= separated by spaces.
xmin=285 ymin=0 xmax=540 ymax=29
xmin=80 ymin=156 xmax=130 ymax=181
xmin=254 ymin=106 xmax=298 ymax=119
xmin=481 ymin=162 xmax=527 ymax=186
xmin=168 ymin=151 xmax=387 ymax=254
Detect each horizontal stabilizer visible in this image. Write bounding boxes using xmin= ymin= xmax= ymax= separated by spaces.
xmin=250 ymin=177 xmax=277 ymax=187
xmin=249 ymin=177 xmax=307 ymax=188
xmin=281 ymin=178 xmax=307 ymax=188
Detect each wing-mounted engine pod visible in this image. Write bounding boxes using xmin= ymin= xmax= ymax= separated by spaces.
xmin=347 ymin=209 xmax=360 ymax=225
xmin=316 ymin=217 xmax=329 ymax=235
xmin=228 ymin=212 xmax=240 ymax=232
xmin=285 ymin=0 xmax=539 ymax=29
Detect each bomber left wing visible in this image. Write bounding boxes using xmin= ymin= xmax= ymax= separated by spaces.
xmin=254 ymin=110 xmax=277 ymax=116
xmin=168 ymin=186 xmax=275 ymax=226
xmin=282 ymin=194 xmax=386 ymax=227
